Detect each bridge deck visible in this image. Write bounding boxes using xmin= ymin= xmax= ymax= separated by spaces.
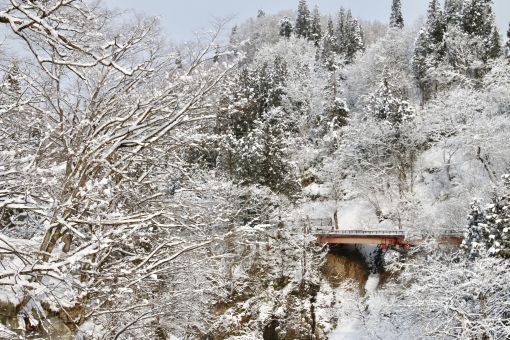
xmin=315 ymin=229 xmax=463 ymax=248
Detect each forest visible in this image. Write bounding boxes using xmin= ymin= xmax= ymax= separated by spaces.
xmin=0 ymin=0 xmax=510 ymax=339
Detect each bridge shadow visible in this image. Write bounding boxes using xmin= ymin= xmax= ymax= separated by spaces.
xmin=322 ymin=245 xmax=371 ymax=292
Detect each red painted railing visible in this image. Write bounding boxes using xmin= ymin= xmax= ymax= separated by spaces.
xmin=315 ymin=229 xmax=463 ymax=248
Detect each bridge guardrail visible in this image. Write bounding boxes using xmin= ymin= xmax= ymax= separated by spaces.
xmin=314 ymin=229 xmax=463 ymax=237
xmin=315 ymin=229 xmax=406 ymax=236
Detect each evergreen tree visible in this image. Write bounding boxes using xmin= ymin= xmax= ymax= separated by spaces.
xmin=332 ymin=9 xmax=365 ymax=63
xmin=321 ymin=17 xmax=338 ymax=70
xmin=389 ymin=0 xmax=404 ymax=29
xmin=359 ymin=23 xmax=365 ymax=48
xmin=462 ymin=199 xmax=488 ymax=259
xmin=2 ymin=62 xmax=21 ymax=95
xmin=507 ymin=23 xmax=510 ymax=58
xmin=462 ymin=0 xmax=486 ymax=36
xmin=335 ymin=7 xmax=346 ymax=55
xmin=413 ymin=0 xmax=447 ymax=104
xmin=462 ymin=0 xmax=501 ymax=62
xmin=325 ymin=97 xmax=349 ymax=128
xmin=369 ymin=69 xmax=413 ymax=127
xmin=413 ymin=29 xmax=431 ymax=104
xmin=462 ymin=175 xmax=510 ymax=258
xmin=345 ymin=18 xmax=365 ymax=62
xmin=414 ymin=0 xmax=500 ymax=99
xmin=295 ymin=0 xmax=311 ymax=39
xmin=426 ymin=0 xmax=446 ymax=53
xmin=174 ymin=50 xmax=182 ymax=69
xmin=279 ymin=17 xmax=294 ymax=38
xmin=444 ymin=0 xmax=463 ymax=26
xmin=309 ymin=4 xmax=322 ymax=47
xmin=227 ymin=110 xmax=300 ymax=197
xmin=343 ymin=9 xmax=354 ymax=59
xmin=217 ymin=58 xmax=300 ymax=197
xmin=0 ymin=61 xmax=23 ymax=118
xmin=367 ymin=70 xmax=415 ymax=197
xmin=487 ymin=28 xmax=502 ymax=60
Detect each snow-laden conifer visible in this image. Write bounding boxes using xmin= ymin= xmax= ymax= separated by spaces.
xmin=368 ymin=69 xmax=414 ymax=127
xmin=309 ymin=4 xmax=322 ymax=47
xmin=321 ymin=17 xmax=338 ymax=70
xmin=462 ymin=0 xmax=501 ymax=62
xmin=279 ymin=16 xmax=294 ymax=38
xmin=333 ymin=8 xmax=364 ymax=63
xmin=463 ymin=175 xmax=510 ymax=258
xmin=345 ymin=18 xmax=365 ymax=62
xmin=389 ymin=0 xmax=404 ymax=29
xmin=295 ymin=0 xmax=311 ymax=39
xmin=444 ymin=0 xmax=464 ymax=25
xmin=335 ymin=7 xmax=347 ymax=55
xmin=413 ymin=0 xmax=446 ymax=103
xmin=507 ymin=23 xmax=510 ymax=58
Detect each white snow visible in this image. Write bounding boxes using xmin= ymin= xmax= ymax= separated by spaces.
xmin=329 ymin=274 xmax=379 ymax=340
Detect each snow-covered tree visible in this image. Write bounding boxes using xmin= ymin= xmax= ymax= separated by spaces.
xmin=347 ymin=24 xmax=418 ymax=108
xmin=226 ymin=111 xmax=301 ymax=197
xmin=413 ymin=0 xmax=447 ymax=103
xmin=347 ymin=67 xmax=418 ymax=199
xmin=389 ymin=0 xmax=404 ymax=29
xmin=444 ymin=0 xmax=464 ymax=25
xmin=462 ymin=0 xmax=491 ymax=36
xmin=324 ymin=97 xmax=349 ymax=129
xmin=506 ymin=23 xmax=510 ymax=58
xmin=463 ymin=175 xmax=510 ymax=258
xmin=343 ymin=9 xmax=354 ymax=58
xmin=1 ymin=62 xmax=21 ymax=95
xmin=345 ymin=18 xmax=365 ymax=62
xmin=335 ymin=7 xmax=347 ymax=55
xmin=413 ymin=29 xmax=432 ymax=105
xmin=295 ymin=0 xmax=311 ymax=39
xmin=217 ymin=56 xmax=302 ymax=197
xmin=414 ymin=0 xmax=502 ymax=104
xmin=309 ymin=4 xmax=322 ymax=47
xmin=0 ymin=2 xmax=238 ymax=337
xmin=383 ymin=244 xmax=510 ymax=339
xmin=321 ymin=17 xmax=338 ymax=70
xmin=333 ymin=8 xmax=365 ymax=63
xmin=368 ymin=71 xmax=414 ymax=127
xmin=426 ymin=0 xmax=446 ymax=54
xmin=207 ymin=221 xmax=327 ymax=339
xmin=279 ymin=16 xmax=294 ymax=38
xmin=230 ymin=24 xmax=238 ymax=43
xmin=462 ymin=0 xmax=501 ymax=62
xmin=2 ymin=1 xmax=510 ymax=338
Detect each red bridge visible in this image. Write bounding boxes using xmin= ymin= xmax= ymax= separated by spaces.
xmin=315 ymin=229 xmax=463 ymax=249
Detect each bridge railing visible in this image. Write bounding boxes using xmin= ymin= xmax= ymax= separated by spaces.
xmin=314 ymin=229 xmax=463 ymax=238
xmin=315 ymin=229 xmax=406 ymax=236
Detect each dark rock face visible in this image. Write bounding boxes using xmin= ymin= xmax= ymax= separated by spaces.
xmin=263 ymin=319 xmax=279 ymax=340
xmin=322 ymin=249 xmax=370 ymax=292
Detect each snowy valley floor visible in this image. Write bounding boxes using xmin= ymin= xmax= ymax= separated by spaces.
xmin=329 ymin=274 xmax=380 ymax=340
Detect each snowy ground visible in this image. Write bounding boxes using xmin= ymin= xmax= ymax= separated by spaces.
xmin=329 ymin=274 xmax=379 ymax=340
